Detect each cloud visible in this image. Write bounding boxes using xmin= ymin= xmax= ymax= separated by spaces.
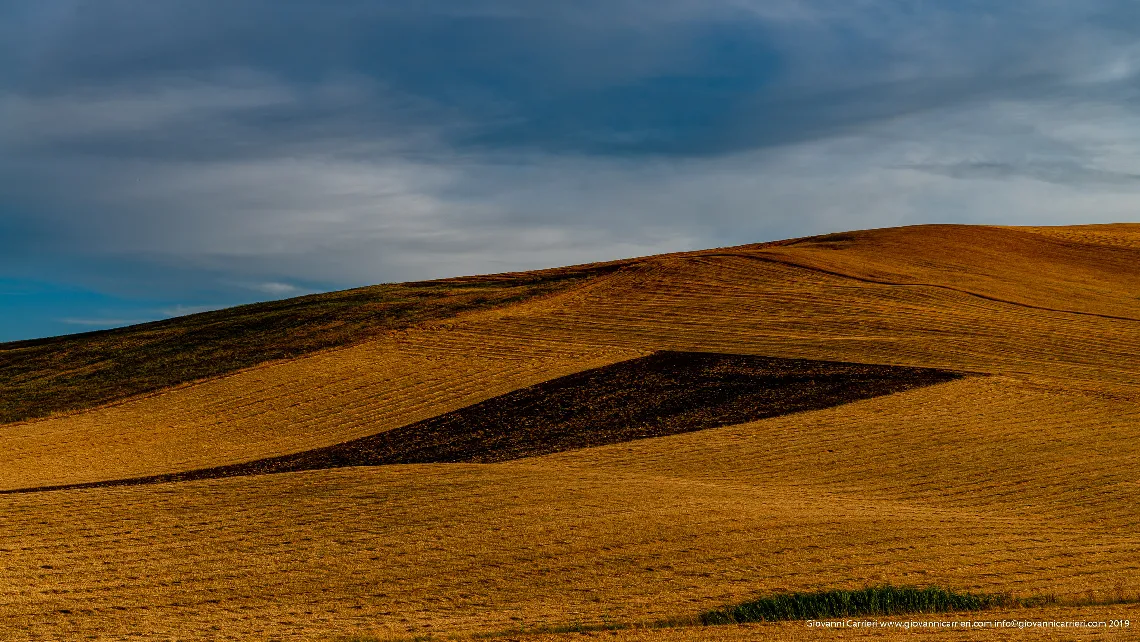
xmin=902 ymin=161 xmax=1140 ymax=186
xmin=59 ymin=317 xmax=150 ymax=327
xmin=0 ymin=71 xmax=291 ymax=144
xmin=158 ymin=304 xmax=225 ymax=317
xmin=245 ymin=282 xmax=303 ymax=295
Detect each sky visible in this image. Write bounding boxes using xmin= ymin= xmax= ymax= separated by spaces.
xmin=3 ymin=1 xmax=1140 ymax=341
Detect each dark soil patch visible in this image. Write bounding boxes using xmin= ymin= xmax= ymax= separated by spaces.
xmin=700 ymin=584 xmax=1011 ymax=623
xmin=4 ymin=351 xmax=964 ymax=494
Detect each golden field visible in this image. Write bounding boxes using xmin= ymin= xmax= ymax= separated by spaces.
xmin=1 ymin=223 xmax=1138 ymax=640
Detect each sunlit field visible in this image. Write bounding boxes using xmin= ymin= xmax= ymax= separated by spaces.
xmin=2 ymin=224 xmax=1138 ymax=640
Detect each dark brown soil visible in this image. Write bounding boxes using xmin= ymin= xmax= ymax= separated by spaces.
xmin=4 ymin=351 xmax=965 ymax=494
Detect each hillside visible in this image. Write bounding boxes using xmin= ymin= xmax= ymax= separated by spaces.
xmin=0 ymin=264 xmax=619 ymax=425
xmin=1 ymin=223 xmax=1138 ymax=640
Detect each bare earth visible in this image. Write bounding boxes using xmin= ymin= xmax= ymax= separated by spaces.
xmin=1 ymin=224 xmax=1138 ymax=640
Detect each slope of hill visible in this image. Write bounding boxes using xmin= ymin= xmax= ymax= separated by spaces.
xmin=2 ymin=352 xmax=963 ymax=493
xmin=1 ymin=223 xmax=1138 ymax=640
xmin=0 ymin=264 xmax=619 ymax=425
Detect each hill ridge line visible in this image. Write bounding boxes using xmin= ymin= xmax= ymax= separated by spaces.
xmin=731 ymin=252 xmax=1140 ymax=323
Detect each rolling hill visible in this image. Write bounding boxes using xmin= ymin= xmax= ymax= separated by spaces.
xmin=1 ymin=223 xmax=1138 ymax=640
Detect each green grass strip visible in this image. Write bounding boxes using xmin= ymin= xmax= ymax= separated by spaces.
xmin=700 ymin=585 xmax=1011 ymax=624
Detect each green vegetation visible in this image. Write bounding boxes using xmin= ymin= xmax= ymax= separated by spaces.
xmin=699 ymin=585 xmax=1011 ymax=624
xmin=0 ymin=265 xmax=618 ymax=425
xmin=339 ymin=586 xmax=1140 ymax=640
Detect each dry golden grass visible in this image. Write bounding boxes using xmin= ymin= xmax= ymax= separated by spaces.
xmin=761 ymin=225 xmax=1140 ymax=319
xmin=0 ymin=267 xmax=614 ymax=425
xmin=0 ymin=339 xmax=641 ymax=489
xmin=1018 ymin=222 xmax=1140 ymax=250
xmin=1 ymin=223 xmax=1138 ymax=640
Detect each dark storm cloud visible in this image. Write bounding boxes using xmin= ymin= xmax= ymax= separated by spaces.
xmin=4 ymin=1 xmax=1093 ymax=161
